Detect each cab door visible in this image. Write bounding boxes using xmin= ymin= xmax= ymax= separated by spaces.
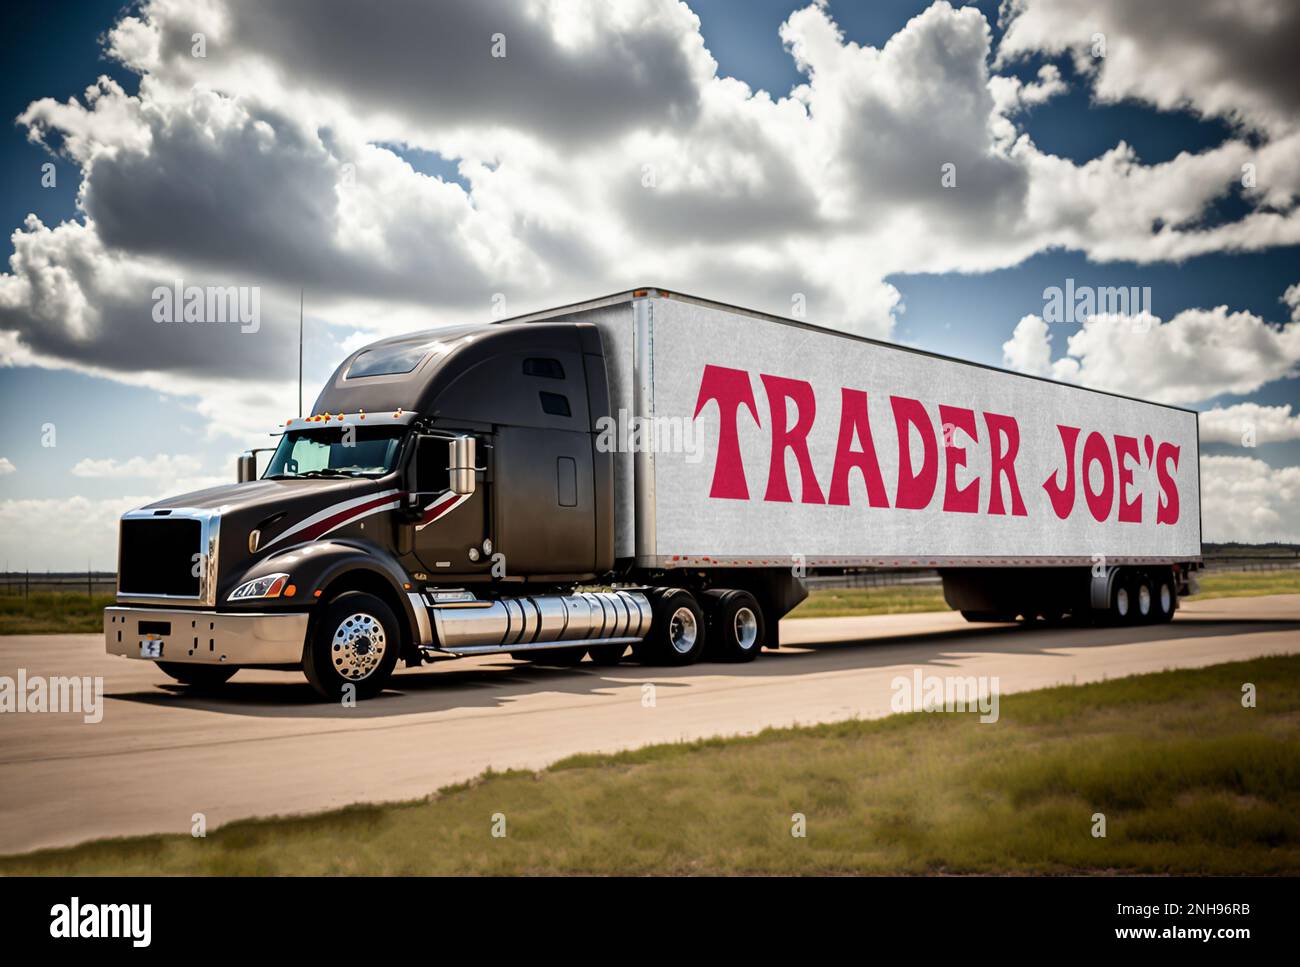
xmin=408 ymin=434 xmax=491 ymax=575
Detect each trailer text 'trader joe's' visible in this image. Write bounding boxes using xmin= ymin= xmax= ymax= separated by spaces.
xmin=106 ymin=288 xmax=1202 ymax=699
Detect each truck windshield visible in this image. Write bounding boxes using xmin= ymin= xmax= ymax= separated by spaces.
xmin=263 ymin=425 xmax=407 ymax=479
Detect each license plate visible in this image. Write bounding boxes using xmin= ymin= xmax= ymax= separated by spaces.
xmin=139 ymin=639 xmax=163 ymax=658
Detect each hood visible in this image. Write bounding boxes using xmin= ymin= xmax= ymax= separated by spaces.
xmin=133 ymin=476 xmax=404 ymax=598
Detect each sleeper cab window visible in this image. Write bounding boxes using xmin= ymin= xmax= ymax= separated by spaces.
xmin=539 ymin=391 xmax=571 ymax=418
xmin=523 ymin=357 xmax=565 ymax=380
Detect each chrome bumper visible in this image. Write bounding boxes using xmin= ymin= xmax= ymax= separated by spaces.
xmin=105 ymin=607 xmax=309 ymax=666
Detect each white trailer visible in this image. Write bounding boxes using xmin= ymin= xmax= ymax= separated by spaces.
xmin=513 ymin=287 xmax=1201 ymax=627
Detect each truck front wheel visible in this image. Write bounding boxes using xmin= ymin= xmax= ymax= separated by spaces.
xmin=303 ymin=592 xmax=400 ymax=701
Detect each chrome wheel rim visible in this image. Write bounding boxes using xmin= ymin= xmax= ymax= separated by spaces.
xmin=331 ymin=612 xmax=387 ymax=681
xmin=1138 ymin=584 xmax=1151 ymax=616
xmin=1115 ymin=587 xmax=1130 ymax=618
xmin=1160 ymin=584 xmax=1172 ymax=613
xmin=733 ymin=607 xmax=759 ymax=651
xmin=669 ymin=606 xmax=698 ymax=654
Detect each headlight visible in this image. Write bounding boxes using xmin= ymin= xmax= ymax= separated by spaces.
xmin=228 ymin=573 xmax=290 ymax=601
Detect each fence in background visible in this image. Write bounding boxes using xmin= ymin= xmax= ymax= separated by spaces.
xmin=0 ymin=573 xmax=117 ymax=598
xmin=0 ymin=552 xmax=1295 ymax=598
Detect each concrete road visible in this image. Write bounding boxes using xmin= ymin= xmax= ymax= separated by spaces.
xmin=2 ymin=595 xmax=1298 ymax=855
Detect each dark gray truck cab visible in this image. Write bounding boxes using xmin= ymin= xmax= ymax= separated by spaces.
xmin=106 ymin=314 xmax=785 ymax=698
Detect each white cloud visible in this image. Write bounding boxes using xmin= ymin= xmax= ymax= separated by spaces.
xmin=999 ymin=0 xmax=1300 ymax=138
xmin=3 ymin=0 xmax=1296 ymax=403
xmin=1001 ymin=313 xmax=1055 ymax=376
xmin=1002 ymin=289 xmax=1300 ymax=405
xmin=70 ymin=454 xmax=203 ymax=478
xmin=1198 ymin=403 xmax=1300 ymax=446
xmin=67 ymin=454 xmax=228 ymax=507
xmin=0 ymin=495 xmax=143 ymax=570
xmin=989 ymin=63 xmax=1067 ymax=115
xmin=1201 ymin=455 xmax=1300 ymax=543
xmin=0 ymin=458 xmax=15 ymax=476
xmin=3 ymin=0 xmax=1300 ymax=551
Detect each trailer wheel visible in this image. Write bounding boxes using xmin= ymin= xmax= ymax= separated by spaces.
xmin=303 ymin=591 xmax=400 ymax=701
xmin=1153 ymin=573 xmax=1176 ymax=623
xmin=635 ymin=588 xmax=706 ymax=666
xmin=1108 ymin=573 xmax=1136 ymax=625
xmin=702 ymin=590 xmax=765 ymax=662
xmin=1132 ymin=572 xmax=1155 ymax=623
xmin=156 ymin=662 xmax=237 ymax=689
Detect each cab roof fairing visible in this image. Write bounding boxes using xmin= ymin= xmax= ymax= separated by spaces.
xmin=310 ymin=321 xmax=602 ymax=420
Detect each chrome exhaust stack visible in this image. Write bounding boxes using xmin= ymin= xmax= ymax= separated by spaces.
xmin=423 ymin=589 xmax=652 ymax=656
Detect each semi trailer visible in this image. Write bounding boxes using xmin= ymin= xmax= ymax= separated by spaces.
xmin=105 ymin=287 xmax=1202 ymax=699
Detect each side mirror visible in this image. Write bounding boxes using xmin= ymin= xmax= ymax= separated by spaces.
xmin=449 ymin=435 xmax=476 ymax=496
xmin=237 ymin=452 xmax=257 ymax=483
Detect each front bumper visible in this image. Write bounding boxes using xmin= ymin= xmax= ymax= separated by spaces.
xmin=105 ymin=607 xmax=309 ymax=666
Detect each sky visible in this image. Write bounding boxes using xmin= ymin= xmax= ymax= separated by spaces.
xmin=0 ymin=0 xmax=1298 ymax=569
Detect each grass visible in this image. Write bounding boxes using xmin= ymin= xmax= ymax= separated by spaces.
xmin=788 ymin=584 xmax=947 ymax=618
xmin=1191 ymin=569 xmax=1300 ymax=600
xmin=4 ymin=655 xmax=1298 ymax=875
xmin=0 ymin=570 xmax=1293 ymax=635
xmin=787 ymin=568 xmax=1300 ymax=620
xmin=0 ymin=592 xmax=115 ymax=634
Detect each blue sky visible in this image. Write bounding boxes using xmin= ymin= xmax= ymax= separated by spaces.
xmin=1 ymin=0 xmax=1297 ymax=567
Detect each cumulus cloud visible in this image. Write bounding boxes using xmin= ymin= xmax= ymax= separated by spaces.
xmin=989 ymin=63 xmax=1067 ymax=115
xmin=4 ymin=0 xmax=1296 ymax=411
xmin=999 ymin=0 xmax=1300 ymax=137
xmin=1002 ymin=287 xmax=1300 ymax=405
xmin=1199 ymin=403 xmax=1300 ymax=446
xmin=1201 ymin=455 xmax=1300 ymax=543
xmin=0 ymin=495 xmax=145 ymax=570
xmin=3 ymin=0 xmax=1300 ymax=549
xmin=0 ymin=457 xmax=15 ymax=475
xmin=70 ymin=454 xmax=204 ymax=478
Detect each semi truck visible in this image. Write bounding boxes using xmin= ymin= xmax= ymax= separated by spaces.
xmin=105 ymin=287 xmax=1202 ymax=699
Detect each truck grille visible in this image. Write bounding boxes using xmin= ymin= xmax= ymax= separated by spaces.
xmin=118 ymin=517 xmax=203 ymax=597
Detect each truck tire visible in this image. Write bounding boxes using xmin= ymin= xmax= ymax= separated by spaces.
xmin=303 ymin=591 xmax=400 ymax=701
xmin=1153 ymin=572 xmax=1176 ymax=623
xmin=1108 ymin=572 xmax=1136 ymax=625
xmin=156 ymin=662 xmax=237 ymax=689
xmin=635 ymin=588 xmax=706 ymax=666
xmin=702 ymin=589 xmax=765 ymax=662
xmin=1132 ymin=571 xmax=1155 ymax=623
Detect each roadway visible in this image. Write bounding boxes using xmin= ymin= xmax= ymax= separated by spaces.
xmin=1 ymin=594 xmax=1297 ymax=855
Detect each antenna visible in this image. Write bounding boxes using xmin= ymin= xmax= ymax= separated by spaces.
xmin=298 ymin=288 xmax=304 ymax=417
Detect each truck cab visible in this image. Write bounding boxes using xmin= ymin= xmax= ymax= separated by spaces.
xmin=106 ymin=314 xmax=771 ymax=699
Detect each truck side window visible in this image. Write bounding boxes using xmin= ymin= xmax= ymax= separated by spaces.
xmin=413 ymin=436 xmax=450 ymax=494
xmin=523 ymin=357 xmax=565 ymax=380
xmin=539 ymin=391 xmax=571 ymax=417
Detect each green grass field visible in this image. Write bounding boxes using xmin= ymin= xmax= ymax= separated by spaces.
xmin=4 ymin=655 xmax=1297 ymax=875
xmin=1189 ymin=569 xmax=1300 ymax=600
xmin=787 ymin=568 xmax=1300 ymax=619
xmin=0 ymin=569 xmax=1294 ymax=633
xmin=0 ymin=592 xmax=115 ymax=635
